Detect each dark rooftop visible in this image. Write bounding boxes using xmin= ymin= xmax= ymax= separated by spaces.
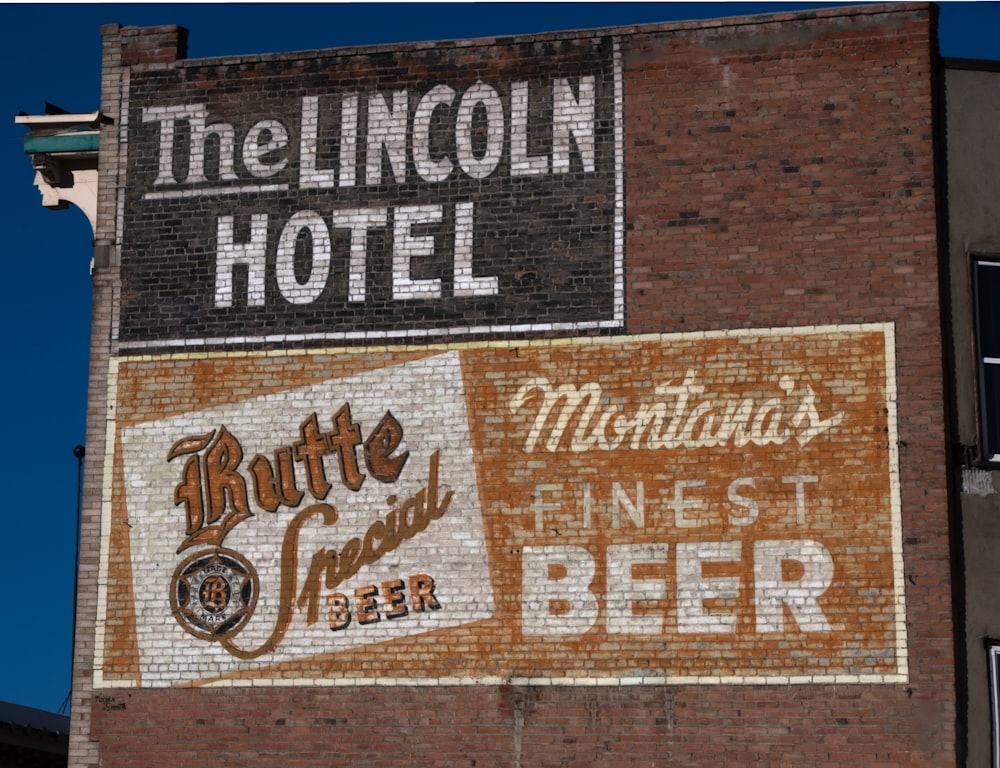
xmin=0 ymin=701 xmax=68 ymax=768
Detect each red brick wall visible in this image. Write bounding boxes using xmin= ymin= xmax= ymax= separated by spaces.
xmin=74 ymin=5 xmax=956 ymax=766
xmin=625 ymin=9 xmax=953 ymax=763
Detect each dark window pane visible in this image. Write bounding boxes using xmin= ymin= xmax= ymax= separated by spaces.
xmin=976 ymin=261 xmax=1000 ymax=358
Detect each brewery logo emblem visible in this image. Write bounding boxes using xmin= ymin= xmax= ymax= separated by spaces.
xmin=170 ymin=548 xmax=259 ymax=641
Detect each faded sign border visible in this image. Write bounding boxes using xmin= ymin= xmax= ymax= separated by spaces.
xmin=94 ymin=321 xmax=906 ymax=688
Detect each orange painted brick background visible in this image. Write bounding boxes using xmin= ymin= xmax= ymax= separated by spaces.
xmin=103 ymin=326 xmax=902 ymax=687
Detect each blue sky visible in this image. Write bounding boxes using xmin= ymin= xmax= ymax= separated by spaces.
xmin=2 ymin=1 xmax=998 ymax=715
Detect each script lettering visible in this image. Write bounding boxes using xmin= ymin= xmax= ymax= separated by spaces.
xmin=511 ymin=371 xmax=844 ymax=453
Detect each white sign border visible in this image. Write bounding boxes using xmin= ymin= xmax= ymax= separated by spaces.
xmin=94 ymin=322 xmax=906 ymax=688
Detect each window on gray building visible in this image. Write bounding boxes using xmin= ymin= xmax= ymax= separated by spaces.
xmin=974 ymin=259 xmax=1000 ymax=462
xmin=988 ymin=639 xmax=1000 ymax=768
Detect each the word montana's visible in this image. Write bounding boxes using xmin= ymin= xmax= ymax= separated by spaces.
xmin=511 ymin=370 xmax=845 ymax=452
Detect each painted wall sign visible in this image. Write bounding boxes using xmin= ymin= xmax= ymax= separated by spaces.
xmin=97 ymin=324 xmax=905 ymax=687
xmin=117 ymin=38 xmax=624 ymax=351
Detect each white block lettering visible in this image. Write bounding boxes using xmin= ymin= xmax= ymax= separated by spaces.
xmin=366 ymin=91 xmax=408 ymax=184
xmin=510 ymin=81 xmax=548 ymax=176
xmin=552 ymin=76 xmax=596 ymax=173
xmin=142 ymin=104 xmax=208 ymax=185
xmin=275 ymin=211 xmax=331 ymax=305
xmin=299 ymin=96 xmax=335 ymax=189
xmin=215 ymin=214 xmax=269 ymax=308
xmin=453 ymin=201 xmax=497 ymax=296
xmin=521 ymin=545 xmax=598 ymax=636
xmin=606 ymin=543 xmax=668 ymax=635
xmin=727 ymin=477 xmax=759 ymax=526
xmin=782 ymin=475 xmax=818 ymax=524
xmin=532 ymin=484 xmax=562 ymax=534
xmin=412 ymin=84 xmax=456 ymax=183
xmin=331 ymin=207 xmax=389 ymax=303
xmin=339 ymin=94 xmax=359 ymax=188
xmin=393 ymin=205 xmax=442 ymax=299
xmin=455 ymin=82 xmax=505 ymax=179
xmin=612 ymin=481 xmax=644 ymax=529
xmin=671 ymin=479 xmax=706 ymax=529
xmin=242 ymin=119 xmax=289 ymax=178
xmin=676 ymin=541 xmax=740 ymax=633
xmin=754 ymin=539 xmax=833 ymax=633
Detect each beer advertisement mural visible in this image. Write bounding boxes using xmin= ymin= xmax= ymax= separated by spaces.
xmin=97 ymin=325 xmax=905 ymax=687
xmin=94 ymin=27 xmax=910 ymax=692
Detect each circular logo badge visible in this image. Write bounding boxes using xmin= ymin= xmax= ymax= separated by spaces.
xmin=170 ymin=548 xmax=258 ymax=641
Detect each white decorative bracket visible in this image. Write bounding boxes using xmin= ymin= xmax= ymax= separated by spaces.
xmin=32 ymin=164 xmax=99 ymax=235
xmin=15 ymin=110 xmax=103 ymax=237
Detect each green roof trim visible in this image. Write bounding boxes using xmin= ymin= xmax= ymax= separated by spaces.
xmin=23 ymin=131 xmax=99 ymax=154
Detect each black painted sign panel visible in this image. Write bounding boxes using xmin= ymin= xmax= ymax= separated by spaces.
xmin=118 ymin=38 xmax=623 ymax=351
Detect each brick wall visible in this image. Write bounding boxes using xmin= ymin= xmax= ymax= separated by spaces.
xmin=72 ymin=5 xmax=956 ymax=766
